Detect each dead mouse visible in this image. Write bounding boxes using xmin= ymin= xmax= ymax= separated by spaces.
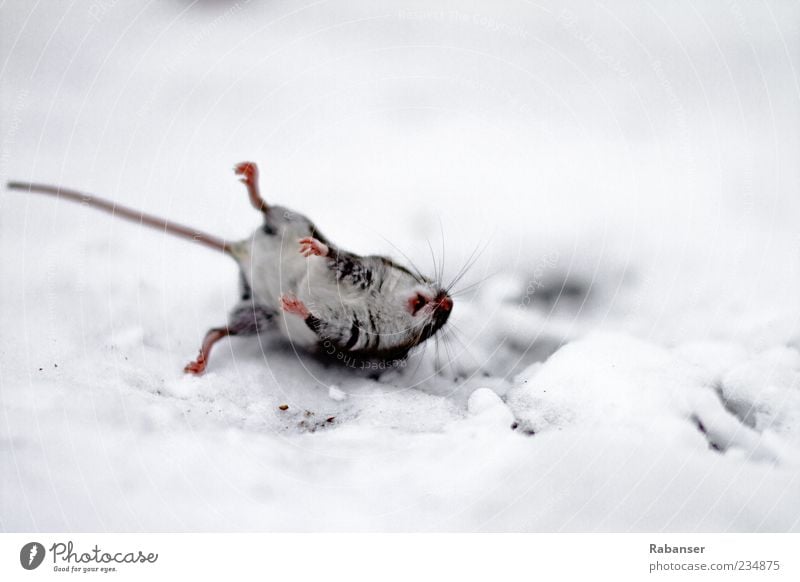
xmin=7 ymin=162 xmax=453 ymax=374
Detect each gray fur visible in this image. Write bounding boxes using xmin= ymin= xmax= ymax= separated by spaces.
xmin=225 ymin=205 xmax=451 ymax=361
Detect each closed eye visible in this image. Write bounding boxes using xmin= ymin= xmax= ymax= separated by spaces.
xmin=409 ymin=293 xmax=428 ymax=315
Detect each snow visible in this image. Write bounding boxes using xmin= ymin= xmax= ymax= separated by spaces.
xmin=2 ymin=0 xmax=800 ymax=531
xmin=327 ymin=385 xmax=347 ymax=401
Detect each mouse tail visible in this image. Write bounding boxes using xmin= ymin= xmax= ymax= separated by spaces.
xmin=7 ymin=181 xmax=232 ymax=255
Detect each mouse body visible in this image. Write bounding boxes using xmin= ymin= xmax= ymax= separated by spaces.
xmin=8 ymin=162 xmax=453 ymax=374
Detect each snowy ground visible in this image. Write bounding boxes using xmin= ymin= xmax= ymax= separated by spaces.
xmin=2 ymin=0 xmax=800 ymax=531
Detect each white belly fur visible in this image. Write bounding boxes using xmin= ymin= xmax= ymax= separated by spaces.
xmin=227 ymin=211 xmax=330 ymax=350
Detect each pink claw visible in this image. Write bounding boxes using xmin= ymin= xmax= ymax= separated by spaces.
xmin=280 ymin=294 xmax=310 ymax=318
xmin=298 ymin=237 xmax=329 ymax=258
xmin=234 ymin=161 xmax=258 ymax=185
xmin=183 ymin=358 xmax=207 ymax=375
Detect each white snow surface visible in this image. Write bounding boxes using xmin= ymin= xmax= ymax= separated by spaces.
xmin=1 ymin=0 xmax=800 ymax=531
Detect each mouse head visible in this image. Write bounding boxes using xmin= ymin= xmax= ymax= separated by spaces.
xmin=369 ymin=258 xmax=453 ymax=356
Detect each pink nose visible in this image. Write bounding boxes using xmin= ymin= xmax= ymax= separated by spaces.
xmin=437 ymin=295 xmax=453 ymax=312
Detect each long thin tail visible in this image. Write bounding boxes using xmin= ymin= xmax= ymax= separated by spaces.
xmin=7 ymin=181 xmax=230 ymax=254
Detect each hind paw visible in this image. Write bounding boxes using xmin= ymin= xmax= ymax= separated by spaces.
xmin=184 ymin=358 xmax=207 ymax=375
xmin=234 ymin=161 xmax=258 ymax=185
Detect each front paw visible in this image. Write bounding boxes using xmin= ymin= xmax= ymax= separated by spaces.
xmin=280 ymin=294 xmax=311 ymax=318
xmin=298 ymin=237 xmax=329 ymax=258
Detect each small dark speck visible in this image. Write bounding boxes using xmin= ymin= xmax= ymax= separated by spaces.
xmin=326 ymin=416 xmax=335 ymax=423
xmin=54 ymin=364 xmax=58 ymax=368
xmin=278 ymin=404 xmax=289 ymax=411
xmin=304 ymin=410 xmax=313 ymax=417
xmin=38 ymin=368 xmax=43 ymax=371
xmin=511 ymin=422 xmax=519 ymax=430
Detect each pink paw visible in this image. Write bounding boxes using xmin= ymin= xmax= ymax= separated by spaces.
xmin=280 ymin=294 xmax=310 ymax=318
xmin=298 ymin=237 xmax=329 ymax=258
xmin=183 ymin=357 xmax=206 ymax=375
xmin=234 ymin=161 xmax=258 ymax=185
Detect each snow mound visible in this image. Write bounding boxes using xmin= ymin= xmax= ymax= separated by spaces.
xmin=720 ymin=347 xmax=800 ymax=447
xmin=507 ymin=334 xmax=793 ymax=464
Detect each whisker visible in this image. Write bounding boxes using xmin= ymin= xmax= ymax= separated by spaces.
xmin=439 ymin=334 xmax=453 ymax=377
xmin=409 ymin=331 xmax=429 ymax=377
xmin=445 ymin=239 xmax=485 ymax=293
xmin=449 ymin=270 xmax=501 ymax=297
xmin=426 ymin=238 xmax=439 ymax=285
xmin=433 ymin=332 xmax=443 ymax=375
xmin=438 ymin=216 xmax=446 ymax=287
xmin=448 ymin=255 xmax=484 ymax=296
xmin=443 ymin=324 xmax=483 ymax=370
xmin=449 ymin=286 xmax=483 ymax=299
xmin=443 ymin=331 xmax=459 ymax=376
xmin=446 ymin=243 xmax=479 ymax=292
xmin=446 ymin=237 xmax=493 ymax=293
xmin=374 ymin=231 xmax=427 ymax=282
